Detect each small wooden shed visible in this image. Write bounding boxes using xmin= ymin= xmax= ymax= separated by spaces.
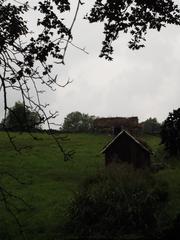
xmin=102 ymin=130 xmax=151 ymax=168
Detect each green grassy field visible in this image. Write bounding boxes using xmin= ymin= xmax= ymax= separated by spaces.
xmin=0 ymin=132 xmax=180 ymax=240
xmin=0 ymin=132 xmax=110 ymax=240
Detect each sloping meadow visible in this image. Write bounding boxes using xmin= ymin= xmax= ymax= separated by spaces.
xmin=0 ymin=132 xmax=180 ymax=239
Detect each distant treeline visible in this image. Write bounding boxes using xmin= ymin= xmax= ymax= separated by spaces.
xmin=0 ymin=107 xmax=162 ymax=135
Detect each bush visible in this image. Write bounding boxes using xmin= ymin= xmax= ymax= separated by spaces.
xmin=65 ymin=165 xmax=169 ymax=239
xmin=162 ymin=213 xmax=180 ymax=240
xmin=161 ymin=108 xmax=180 ymax=156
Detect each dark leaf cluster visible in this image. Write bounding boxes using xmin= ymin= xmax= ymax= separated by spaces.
xmin=87 ymin=0 xmax=180 ymax=60
xmin=0 ymin=1 xmax=28 ymax=51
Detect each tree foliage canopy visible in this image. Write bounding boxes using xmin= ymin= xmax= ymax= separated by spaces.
xmin=161 ymin=108 xmax=180 ymax=156
xmin=1 ymin=101 xmax=41 ymax=131
xmin=62 ymin=111 xmax=95 ymax=132
xmin=142 ymin=117 xmax=161 ymax=134
xmin=87 ymin=0 xmax=180 ymax=60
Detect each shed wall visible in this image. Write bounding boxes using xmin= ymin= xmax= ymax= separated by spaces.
xmin=105 ymin=134 xmax=150 ymax=168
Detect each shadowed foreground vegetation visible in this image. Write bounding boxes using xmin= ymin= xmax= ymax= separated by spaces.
xmin=0 ymin=132 xmax=180 ymax=239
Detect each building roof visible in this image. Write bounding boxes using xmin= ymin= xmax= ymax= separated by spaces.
xmin=101 ymin=130 xmax=151 ymax=154
xmin=94 ymin=117 xmax=138 ymax=128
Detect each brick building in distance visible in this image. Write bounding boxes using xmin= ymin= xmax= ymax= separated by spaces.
xmin=94 ymin=116 xmax=140 ymax=135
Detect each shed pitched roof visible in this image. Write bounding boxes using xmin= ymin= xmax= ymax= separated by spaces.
xmin=101 ymin=130 xmax=151 ymax=154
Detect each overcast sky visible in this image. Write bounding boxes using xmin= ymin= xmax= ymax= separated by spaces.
xmin=1 ymin=0 xmax=180 ymax=126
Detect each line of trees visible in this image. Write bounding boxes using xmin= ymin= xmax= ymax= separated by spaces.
xmin=1 ymin=104 xmax=179 ymax=158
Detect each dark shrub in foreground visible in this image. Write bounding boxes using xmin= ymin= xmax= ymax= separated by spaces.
xmin=161 ymin=108 xmax=180 ymax=156
xmin=162 ymin=213 xmax=180 ymax=240
xmin=66 ymin=165 xmax=169 ymax=239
